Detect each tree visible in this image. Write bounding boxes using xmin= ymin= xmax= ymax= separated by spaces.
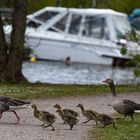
xmin=0 ymin=0 xmax=28 ymax=83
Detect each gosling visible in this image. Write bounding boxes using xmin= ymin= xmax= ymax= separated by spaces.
xmin=76 ymin=104 xmax=99 ymax=125
xmin=56 ymin=108 xmax=79 ymax=130
xmin=31 ymin=104 xmax=56 ymax=131
xmin=96 ymin=113 xmax=117 ymax=129
xmin=54 ymin=104 xmax=79 ymax=123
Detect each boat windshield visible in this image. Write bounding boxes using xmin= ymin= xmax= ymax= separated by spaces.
xmin=68 ymin=14 xmax=82 ymax=35
xmin=34 ymin=11 xmax=58 ymax=22
xmin=81 ymin=16 xmax=109 ymax=39
xmin=27 ymin=11 xmax=59 ymax=29
xmin=48 ymin=13 xmax=69 ymax=32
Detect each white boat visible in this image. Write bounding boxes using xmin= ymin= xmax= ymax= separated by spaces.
xmin=5 ymin=7 xmax=140 ymax=65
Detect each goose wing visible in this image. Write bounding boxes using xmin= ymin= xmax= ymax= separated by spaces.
xmin=0 ymin=96 xmax=30 ymax=106
xmin=0 ymin=97 xmax=11 ymax=104
xmin=122 ymin=99 xmax=140 ymax=110
xmin=64 ymin=114 xmax=79 ymax=124
xmin=113 ymin=101 xmax=134 ymax=115
xmin=63 ymin=109 xmax=79 ymax=117
xmin=86 ymin=110 xmax=98 ymax=117
xmin=41 ymin=110 xmax=54 ymax=116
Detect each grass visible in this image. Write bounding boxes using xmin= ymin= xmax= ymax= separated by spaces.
xmin=89 ymin=114 xmax=140 ymax=140
xmin=0 ymin=83 xmax=140 ymax=99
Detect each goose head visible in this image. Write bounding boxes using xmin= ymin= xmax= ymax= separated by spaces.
xmin=102 ymin=79 xmax=114 ymax=85
xmin=31 ymin=104 xmax=37 ymax=109
xmin=76 ymin=104 xmax=83 ymax=108
xmin=102 ymin=79 xmax=117 ymax=97
xmin=53 ymin=104 xmax=61 ymax=109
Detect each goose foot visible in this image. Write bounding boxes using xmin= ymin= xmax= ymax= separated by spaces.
xmin=83 ymin=120 xmax=90 ymax=123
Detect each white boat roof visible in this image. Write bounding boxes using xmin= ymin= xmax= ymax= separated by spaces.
xmin=28 ymin=7 xmax=127 ymax=18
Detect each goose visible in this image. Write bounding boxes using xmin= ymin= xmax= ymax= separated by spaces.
xmin=102 ymin=78 xmax=140 ymax=122
xmin=0 ymin=96 xmax=31 ymax=124
xmin=76 ymin=104 xmax=99 ymax=124
xmin=53 ymin=104 xmax=79 ymax=123
xmin=56 ymin=108 xmax=79 ymax=130
xmin=96 ymin=113 xmax=117 ymax=129
xmin=31 ymin=104 xmax=56 ymax=131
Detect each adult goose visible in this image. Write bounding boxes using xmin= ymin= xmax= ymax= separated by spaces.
xmin=102 ymin=79 xmax=140 ymax=122
xmin=31 ymin=104 xmax=56 ymax=131
xmin=0 ymin=96 xmax=31 ymax=124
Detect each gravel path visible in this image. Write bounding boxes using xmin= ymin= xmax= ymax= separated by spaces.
xmin=0 ymin=93 xmax=140 ymax=140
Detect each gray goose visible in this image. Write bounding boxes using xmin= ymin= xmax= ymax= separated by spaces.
xmin=102 ymin=79 xmax=140 ymax=122
xmin=0 ymin=96 xmax=31 ymax=124
xmin=31 ymin=104 xmax=56 ymax=131
xmin=56 ymin=108 xmax=79 ymax=130
xmin=76 ymin=104 xmax=99 ymax=124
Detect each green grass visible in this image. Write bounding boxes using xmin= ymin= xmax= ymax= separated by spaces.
xmin=89 ymin=114 xmax=140 ymax=140
xmin=0 ymin=83 xmax=140 ymax=99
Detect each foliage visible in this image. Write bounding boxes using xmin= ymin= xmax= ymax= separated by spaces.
xmin=124 ymin=30 xmax=140 ymax=77
xmin=20 ymin=0 xmax=140 ymax=14
xmin=127 ymin=54 xmax=140 ymax=77
xmin=126 ymin=30 xmax=140 ymax=42
xmin=120 ymin=47 xmax=127 ymax=55
xmin=89 ymin=114 xmax=140 ymax=140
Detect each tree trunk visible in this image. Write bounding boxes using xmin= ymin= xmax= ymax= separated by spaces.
xmin=0 ymin=14 xmax=8 ymax=76
xmin=3 ymin=0 xmax=28 ymax=83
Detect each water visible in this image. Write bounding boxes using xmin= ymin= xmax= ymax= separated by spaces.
xmin=22 ymin=61 xmax=140 ymax=85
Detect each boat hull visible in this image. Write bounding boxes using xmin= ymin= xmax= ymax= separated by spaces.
xmin=27 ymin=36 xmax=113 ymax=65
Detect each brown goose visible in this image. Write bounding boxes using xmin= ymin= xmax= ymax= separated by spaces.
xmin=31 ymin=104 xmax=56 ymax=131
xmin=54 ymin=104 xmax=79 ymax=124
xmin=0 ymin=96 xmax=31 ymax=124
xmin=53 ymin=104 xmax=79 ymax=117
xmin=102 ymin=79 xmax=140 ymax=122
xmin=96 ymin=113 xmax=117 ymax=129
xmin=76 ymin=104 xmax=99 ymax=124
xmin=56 ymin=108 xmax=79 ymax=130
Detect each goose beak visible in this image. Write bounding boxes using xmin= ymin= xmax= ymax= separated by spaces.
xmin=102 ymin=80 xmax=108 ymax=84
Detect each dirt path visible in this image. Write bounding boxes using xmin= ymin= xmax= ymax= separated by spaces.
xmin=0 ymin=93 xmax=140 ymax=140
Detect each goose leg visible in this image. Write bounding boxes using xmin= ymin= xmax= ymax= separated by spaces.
xmin=112 ymin=122 xmax=117 ymax=129
xmin=95 ymin=120 xmax=98 ymax=125
xmin=12 ymin=111 xmax=20 ymax=124
xmin=83 ymin=119 xmax=90 ymax=123
xmin=51 ymin=125 xmax=55 ymax=131
xmin=41 ymin=123 xmax=45 ymax=126
xmin=70 ymin=125 xmax=73 ymax=130
xmin=43 ymin=124 xmax=55 ymax=131
xmin=0 ymin=112 xmax=3 ymax=119
xmin=130 ymin=114 xmax=135 ymax=125
xmin=102 ymin=124 xmax=106 ymax=128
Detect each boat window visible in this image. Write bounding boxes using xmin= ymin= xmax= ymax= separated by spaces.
xmin=35 ymin=11 xmax=59 ymax=22
xmin=82 ymin=16 xmax=109 ymax=39
xmin=27 ymin=20 xmax=41 ymax=28
xmin=69 ymin=14 xmax=82 ymax=35
xmin=50 ymin=13 xmax=69 ymax=32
